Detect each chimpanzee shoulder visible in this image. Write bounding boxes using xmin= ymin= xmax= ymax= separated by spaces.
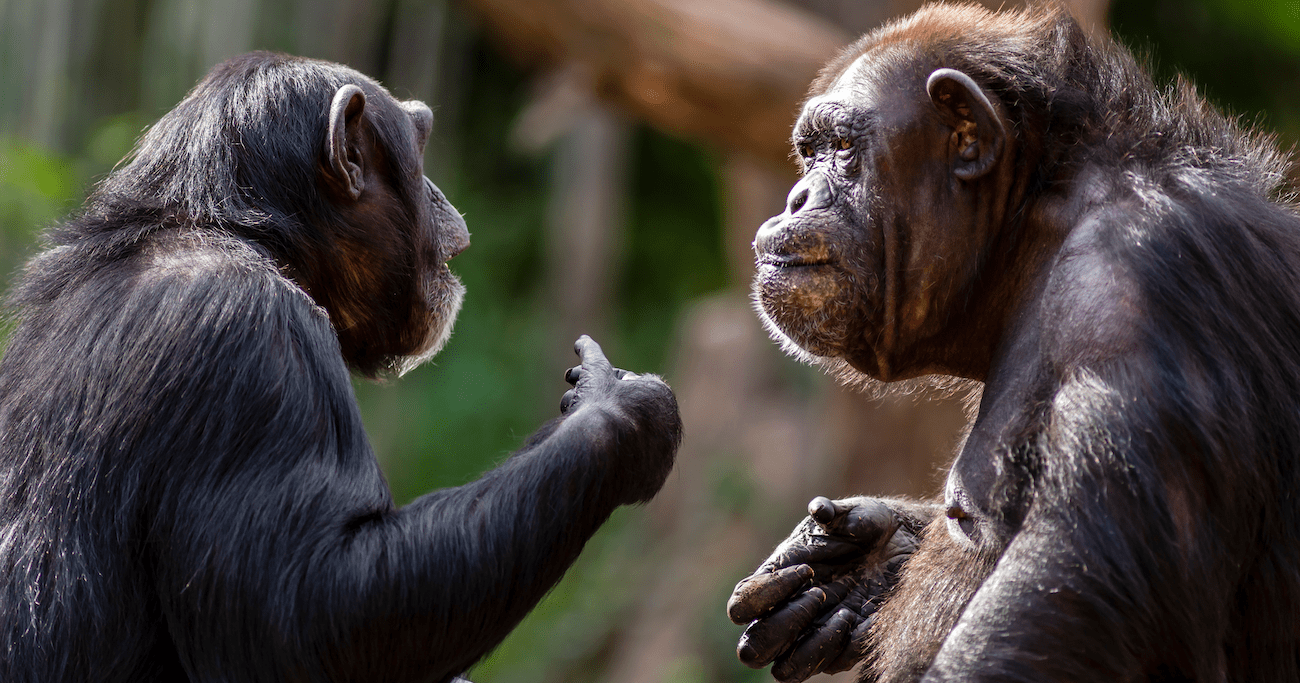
xmin=1 ymin=51 xmax=680 ymax=683
xmin=733 ymin=4 xmax=1300 ymax=681
xmin=2 ymin=224 xmax=375 ymax=470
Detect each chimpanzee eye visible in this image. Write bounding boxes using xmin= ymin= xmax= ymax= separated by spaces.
xmin=834 ymin=136 xmax=859 ymax=175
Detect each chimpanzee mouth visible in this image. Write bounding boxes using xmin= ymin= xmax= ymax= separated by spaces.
xmin=759 ymin=254 xmax=834 ymax=269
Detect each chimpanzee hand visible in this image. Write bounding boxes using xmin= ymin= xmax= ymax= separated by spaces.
xmin=559 ymin=335 xmax=670 ymax=416
xmin=727 ymin=496 xmax=922 ymax=682
xmin=558 ymin=335 xmax=681 ymax=504
xmin=561 ymin=335 xmax=640 ymax=413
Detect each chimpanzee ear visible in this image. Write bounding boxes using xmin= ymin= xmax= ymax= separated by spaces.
xmin=927 ymin=68 xmax=1006 ymax=181
xmin=326 ymin=84 xmax=367 ymax=202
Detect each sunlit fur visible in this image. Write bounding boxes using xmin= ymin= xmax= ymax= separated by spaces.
xmin=751 ymin=292 xmax=981 ymax=412
xmin=751 ymin=2 xmax=1300 ymax=682
xmin=390 ymin=265 xmax=465 ymax=377
xmin=0 ymin=52 xmax=682 ymax=683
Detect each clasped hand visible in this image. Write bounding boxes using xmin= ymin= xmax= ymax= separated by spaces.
xmin=727 ymin=496 xmax=918 ymax=682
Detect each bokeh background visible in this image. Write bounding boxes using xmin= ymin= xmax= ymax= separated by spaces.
xmin=2 ymin=0 xmax=1299 ymax=680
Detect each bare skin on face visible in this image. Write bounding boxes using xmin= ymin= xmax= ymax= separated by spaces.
xmin=735 ymin=4 xmax=1300 ymax=682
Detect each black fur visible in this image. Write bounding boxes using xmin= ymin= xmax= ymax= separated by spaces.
xmin=878 ymin=9 xmax=1300 ymax=680
xmin=0 ymin=53 xmax=681 ymax=683
xmin=740 ymin=4 xmax=1300 ymax=681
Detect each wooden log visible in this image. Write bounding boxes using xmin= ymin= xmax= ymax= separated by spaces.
xmin=468 ymin=0 xmax=851 ymax=171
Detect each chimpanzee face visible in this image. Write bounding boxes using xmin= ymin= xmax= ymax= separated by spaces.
xmin=753 ymin=48 xmax=1010 ymax=384
xmin=319 ymin=78 xmax=471 ymax=377
xmin=387 ymin=96 xmax=470 ymax=376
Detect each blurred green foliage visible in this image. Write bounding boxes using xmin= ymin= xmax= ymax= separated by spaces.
xmin=1199 ymin=0 xmax=1300 ymax=53
xmin=1111 ymin=0 xmax=1300 ymax=141
xmin=0 ymin=139 xmax=79 ymax=248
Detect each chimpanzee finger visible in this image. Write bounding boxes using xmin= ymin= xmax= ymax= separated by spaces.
xmin=573 ymin=335 xmax=613 ymax=375
xmin=769 ymin=537 xmax=864 ymax=569
xmin=565 ymin=366 xmax=582 ymax=386
xmin=808 ymin=496 xmax=848 ymax=525
xmin=822 ymin=614 xmax=874 ymax=673
xmin=816 ymin=574 xmax=853 ymax=606
xmin=808 ymin=496 xmax=897 ymax=547
xmin=560 ymin=389 xmax=576 ymax=414
xmin=728 ymin=564 xmax=813 ymax=624
xmin=771 ymin=607 xmax=857 ymax=682
xmin=836 ymin=581 xmax=872 ymax=614
xmin=884 ymin=553 xmax=909 ymax=577
xmin=839 ymin=498 xmax=898 ymax=542
xmin=737 ymin=586 xmax=831 ymax=668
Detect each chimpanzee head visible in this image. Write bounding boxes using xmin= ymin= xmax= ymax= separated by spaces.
xmin=95 ymin=51 xmax=469 ymax=377
xmin=752 ymin=8 xmax=1057 ymax=387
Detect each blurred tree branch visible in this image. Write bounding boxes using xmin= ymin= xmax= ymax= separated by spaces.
xmin=468 ymin=0 xmax=851 ymax=172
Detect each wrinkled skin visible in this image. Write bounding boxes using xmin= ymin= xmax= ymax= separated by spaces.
xmin=728 ymin=497 xmax=931 ymax=681
xmin=741 ymin=38 xmax=1033 ymax=681
xmin=751 ymin=54 xmax=1023 ymax=385
xmin=735 ymin=8 xmax=1069 ymax=674
xmin=733 ymin=4 xmax=1300 ymax=683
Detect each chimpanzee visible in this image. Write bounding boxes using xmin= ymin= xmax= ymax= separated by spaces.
xmin=0 ymin=52 xmax=681 ymax=683
xmin=727 ymin=4 xmax=1300 ymax=681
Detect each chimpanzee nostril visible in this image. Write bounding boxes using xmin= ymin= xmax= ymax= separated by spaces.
xmin=789 ymin=187 xmax=809 ymax=213
xmin=785 ymin=171 xmax=834 ymax=215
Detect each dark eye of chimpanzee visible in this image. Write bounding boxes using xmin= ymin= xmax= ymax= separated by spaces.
xmin=0 ymin=51 xmax=685 ymax=683
xmin=733 ymin=4 xmax=1300 ymax=683
xmin=832 ymin=136 xmax=859 ymax=176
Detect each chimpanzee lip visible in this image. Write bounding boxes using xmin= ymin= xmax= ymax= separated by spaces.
xmin=759 ymin=254 xmax=834 ymax=269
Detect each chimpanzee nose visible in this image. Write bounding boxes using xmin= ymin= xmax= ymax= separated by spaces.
xmin=753 ymin=171 xmax=836 ymax=257
xmin=784 ymin=171 xmax=834 ymax=215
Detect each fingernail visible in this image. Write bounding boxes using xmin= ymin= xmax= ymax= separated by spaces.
xmin=808 ymin=496 xmax=839 ymax=524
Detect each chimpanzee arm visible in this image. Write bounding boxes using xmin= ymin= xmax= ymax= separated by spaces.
xmin=921 ymin=366 xmax=1222 ymax=682
xmin=136 ymin=258 xmax=679 ymax=682
xmin=344 ymin=354 xmax=679 ymax=679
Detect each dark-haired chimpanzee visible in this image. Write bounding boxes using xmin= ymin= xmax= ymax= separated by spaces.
xmin=0 ymin=52 xmax=681 ymax=683
xmin=727 ymin=4 xmax=1300 ymax=682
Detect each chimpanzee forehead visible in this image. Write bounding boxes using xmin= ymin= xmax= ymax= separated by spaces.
xmin=827 ymin=52 xmax=876 ymax=93
xmin=841 ymin=42 xmax=928 ymax=91
xmin=795 ymin=96 xmax=861 ymax=138
xmin=796 ymin=57 xmax=890 ymax=138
